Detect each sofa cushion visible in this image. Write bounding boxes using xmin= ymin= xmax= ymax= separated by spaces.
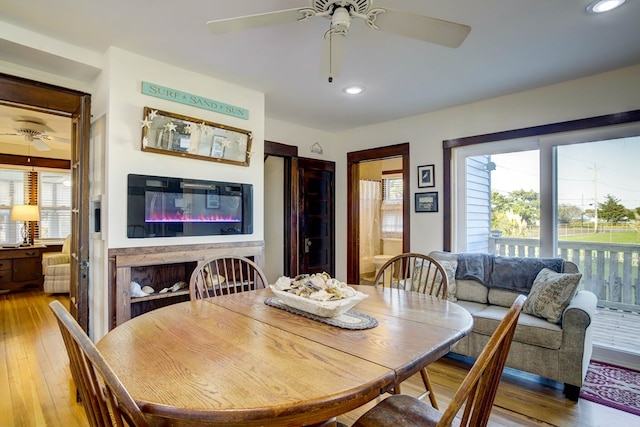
xmin=471 ymin=305 xmax=563 ymax=350
xmin=456 ymin=279 xmax=488 ymax=303
xmin=488 ymin=288 xmax=522 ymax=308
xmin=523 ymin=268 xmax=582 ymax=323
xmin=452 ymin=300 xmax=488 ymax=316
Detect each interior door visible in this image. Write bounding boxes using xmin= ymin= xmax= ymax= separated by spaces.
xmin=298 ymin=158 xmax=335 ymax=276
xmin=70 ymin=98 xmax=91 ymax=327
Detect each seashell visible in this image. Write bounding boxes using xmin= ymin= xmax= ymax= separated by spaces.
xmin=159 ymin=287 xmax=170 ymax=294
xmin=141 ymin=286 xmax=155 ymax=294
xmin=169 ymin=281 xmax=186 ymax=292
xmin=130 ymin=281 xmax=147 ymax=298
xmin=273 ymin=273 xmax=356 ymax=301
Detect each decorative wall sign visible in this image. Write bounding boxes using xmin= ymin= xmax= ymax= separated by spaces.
xmin=415 ymin=191 xmax=438 ymax=212
xmin=417 ymin=164 xmax=435 ymax=188
xmin=141 ymin=81 xmax=249 ymax=120
xmin=140 ymin=107 xmax=252 ymax=166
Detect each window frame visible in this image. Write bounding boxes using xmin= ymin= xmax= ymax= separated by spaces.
xmin=442 ymin=110 xmax=640 ymax=253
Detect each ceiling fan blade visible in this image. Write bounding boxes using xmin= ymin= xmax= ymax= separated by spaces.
xmin=320 ymin=30 xmax=347 ymax=82
xmin=31 ymin=137 xmax=51 ymax=151
xmin=207 ymin=8 xmax=310 ymax=34
xmin=40 ymin=134 xmax=71 ymax=144
xmin=371 ymin=9 xmax=471 ymax=48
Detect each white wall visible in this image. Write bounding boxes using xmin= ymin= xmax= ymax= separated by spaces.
xmin=268 ymin=64 xmax=640 ymax=281
xmin=84 ymin=48 xmax=266 ymax=338
xmin=104 ymin=47 xmax=265 ymax=250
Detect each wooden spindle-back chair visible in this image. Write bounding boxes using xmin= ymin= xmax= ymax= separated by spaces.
xmin=373 ymin=252 xmax=450 ymax=407
xmin=49 ymin=300 xmax=149 ymax=427
xmin=353 ymin=295 xmax=527 ymax=427
xmin=189 ymin=255 xmax=268 ymax=300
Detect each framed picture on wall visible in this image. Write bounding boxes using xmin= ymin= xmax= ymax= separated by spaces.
xmin=417 ymin=164 xmax=435 ymax=188
xmin=415 ymin=191 xmax=438 ymax=212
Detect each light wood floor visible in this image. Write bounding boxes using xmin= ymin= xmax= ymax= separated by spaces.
xmin=1 ymin=291 xmax=637 ymax=427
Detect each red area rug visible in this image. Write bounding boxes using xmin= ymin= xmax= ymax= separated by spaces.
xmin=579 ymin=361 xmax=640 ymax=416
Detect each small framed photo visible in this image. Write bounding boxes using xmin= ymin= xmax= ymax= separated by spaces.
xmin=415 ymin=192 xmax=438 ymax=213
xmin=417 ymin=164 xmax=435 ymax=188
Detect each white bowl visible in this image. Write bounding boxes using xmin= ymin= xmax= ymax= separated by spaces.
xmin=269 ymin=286 xmax=368 ymax=318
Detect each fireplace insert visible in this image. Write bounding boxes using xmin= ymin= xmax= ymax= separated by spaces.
xmin=127 ymin=174 xmax=253 ymax=238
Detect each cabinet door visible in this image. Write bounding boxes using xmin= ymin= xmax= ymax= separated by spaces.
xmin=13 ymin=258 xmax=42 ymax=282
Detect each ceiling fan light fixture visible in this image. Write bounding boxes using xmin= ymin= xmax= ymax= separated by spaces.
xmin=587 ymin=0 xmax=626 ymax=14
xmin=344 ymin=85 xmax=364 ymax=95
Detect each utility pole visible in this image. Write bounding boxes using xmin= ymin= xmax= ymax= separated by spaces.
xmin=588 ymin=164 xmax=602 ymax=233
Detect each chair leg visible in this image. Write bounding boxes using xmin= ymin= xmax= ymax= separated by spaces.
xmin=419 ymin=367 xmax=439 ymax=409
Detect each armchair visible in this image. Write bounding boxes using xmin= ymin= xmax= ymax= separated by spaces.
xmin=42 ymin=235 xmax=71 ymax=293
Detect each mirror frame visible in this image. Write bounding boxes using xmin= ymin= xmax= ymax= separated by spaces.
xmin=140 ymin=107 xmax=253 ymax=166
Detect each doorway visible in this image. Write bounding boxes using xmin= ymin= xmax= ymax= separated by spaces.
xmin=264 ymin=141 xmax=335 ymax=279
xmin=346 ymin=143 xmax=410 ymax=284
xmin=0 ymin=73 xmax=91 ymax=330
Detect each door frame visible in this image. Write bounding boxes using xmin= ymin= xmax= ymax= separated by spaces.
xmin=346 ymin=143 xmax=410 ymax=284
xmin=0 ymin=73 xmax=91 ymax=330
xmin=265 ymin=140 xmax=299 ymax=276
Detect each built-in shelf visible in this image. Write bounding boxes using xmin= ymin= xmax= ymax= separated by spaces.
xmin=108 ymin=241 xmax=265 ymax=328
xmin=130 ymin=289 xmax=190 ymax=303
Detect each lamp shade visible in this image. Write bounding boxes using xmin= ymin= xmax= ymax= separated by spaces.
xmin=11 ymin=204 xmax=40 ymax=221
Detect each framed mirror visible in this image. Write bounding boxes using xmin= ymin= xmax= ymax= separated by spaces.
xmin=140 ymin=107 xmax=252 ymax=166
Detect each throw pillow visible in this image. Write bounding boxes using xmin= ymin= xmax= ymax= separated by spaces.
xmin=523 ymin=268 xmax=582 ymax=323
xmin=413 ymin=259 xmax=458 ymax=302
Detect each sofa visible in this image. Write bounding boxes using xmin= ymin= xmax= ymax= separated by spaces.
xmin=429 ymin=251 xmax=598 ymax=400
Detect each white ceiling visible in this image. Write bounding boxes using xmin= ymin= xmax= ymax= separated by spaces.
xmin=0 ymin=0 xmax=639 ymax=137
xmin=0 ymin=104 xmax=71 ymax=160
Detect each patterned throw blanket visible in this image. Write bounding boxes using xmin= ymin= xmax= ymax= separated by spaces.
xmin=456 ymin=253 xmax=565 ymax=292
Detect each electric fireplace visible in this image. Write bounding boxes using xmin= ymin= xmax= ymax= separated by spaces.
xmin=127 ymin=174 xmax=253 ymax=238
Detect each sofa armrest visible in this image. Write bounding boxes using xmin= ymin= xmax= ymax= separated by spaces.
xmin=559 ymin=290 xmax=598 ymax=387
xmin=42 ymin=253 xmax=70 ymax=268
xmin=563 ymin=290 xmax=597 ymax=326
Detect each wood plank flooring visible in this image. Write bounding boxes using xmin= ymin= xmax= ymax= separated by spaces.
xmin=1 ymin=290 xmax=637 ymax=427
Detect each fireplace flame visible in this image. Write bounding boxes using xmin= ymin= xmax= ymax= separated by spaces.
xmin=146 ymin=211 xmax=240 ymax=223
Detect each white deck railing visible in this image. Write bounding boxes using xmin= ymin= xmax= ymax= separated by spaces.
xmin=489 ymin=237 xmax=640 ymax=312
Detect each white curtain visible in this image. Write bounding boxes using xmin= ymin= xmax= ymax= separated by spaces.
xmin=359 ymin=180 xmax=381 ymax=263
xmin=381 ymin=202 xmax=403 ymax=239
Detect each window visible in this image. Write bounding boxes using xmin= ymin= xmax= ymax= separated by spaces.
xmin=39 ymin=171 xmax=71 ymax=239
xmin=444 ymin=111 xmax=640 ymax=316
xmin=381 ymin=176 xmax=403 ymax=238
xmin=0 ymin=169 xmax=27 ymax=244
xmin=0 ymin=167 xmax=70 ymax=245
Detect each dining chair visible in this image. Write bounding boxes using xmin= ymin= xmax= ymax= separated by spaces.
xmin=49 ymin=300 xmax=149 ymax=427
xmin=189 ymin=255 xmax=268 ymax=300
xmin=373 ymin=252 xmax=448 ymax=297
xmin=353 ymin=294 xmax=526 ymax=427
xmin=373 ymin=252 xmax=449 ymax=408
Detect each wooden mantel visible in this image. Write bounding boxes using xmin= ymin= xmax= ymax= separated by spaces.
xmin=108 ymin=241 xmax=265 ymax=328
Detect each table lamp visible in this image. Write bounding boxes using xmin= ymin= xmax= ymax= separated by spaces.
xmin=11 ymin=204 xmax=40 ymax=246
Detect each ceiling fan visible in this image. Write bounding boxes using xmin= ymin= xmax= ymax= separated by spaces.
xmin=0 ymin=120 xmax=70 ymax=151
xmin=206 ymin=0 xmax=471 ymax=82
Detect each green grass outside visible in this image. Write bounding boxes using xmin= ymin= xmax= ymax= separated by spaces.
xmin=560 ymin=230 xmax=640 ymax=244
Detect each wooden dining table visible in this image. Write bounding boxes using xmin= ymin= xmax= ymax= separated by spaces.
xmin=96 ymin=285 xmax=473 ymax=426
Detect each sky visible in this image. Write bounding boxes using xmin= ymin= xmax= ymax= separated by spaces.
xmin=490 ymin=136 xmax=640 ymax=209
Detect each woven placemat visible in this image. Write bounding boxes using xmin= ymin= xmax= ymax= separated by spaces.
xmin=264 ymin=297 xmax=378 ymax=330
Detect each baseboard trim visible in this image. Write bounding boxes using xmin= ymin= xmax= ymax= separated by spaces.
xmin=592 ymin=344 xmax=640 ymax=371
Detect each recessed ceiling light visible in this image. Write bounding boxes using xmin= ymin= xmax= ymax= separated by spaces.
xmin=587 ymin=0 xmax=626 ymax=14
xmin=343 ymin=86 xmax=364 ymax=95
